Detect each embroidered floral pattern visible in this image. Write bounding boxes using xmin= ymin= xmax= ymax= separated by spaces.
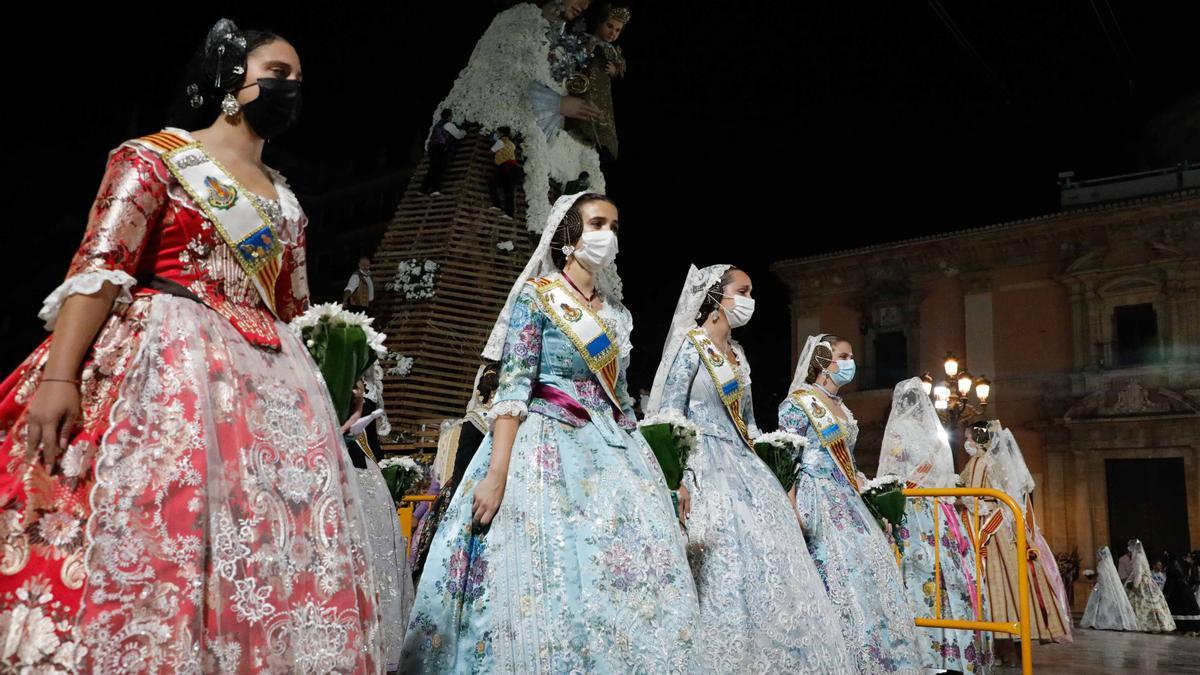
xmin=401 ymin=275 xmax=696 ymax=672
xmin=897 ymin=498 xmax=994 ymax=672
xmin=656 ymin=342 xmax=852 ymax=671
xmin=779 ymin=389 xmax=922 ymax=673
xmin=0 ymin=135 xmax=379 ymax=672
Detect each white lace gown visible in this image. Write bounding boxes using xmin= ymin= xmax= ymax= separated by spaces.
xmin=779 ymin=386 xmax=921 ymax=674
xmin=659 ymin=342 xmax=852 ymax=673
xmin=1081 ymin=547 xmax=1139 ymax=631
xmin=353 ymin=458 xmax=415 ymax=671
xmin=1125 ymin=541 xmax=1176 ymax=633
xmin=400 ymin=280 xmax=699 ymax=672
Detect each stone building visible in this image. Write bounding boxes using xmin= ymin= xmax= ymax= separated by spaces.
xmin=773 ymin=166 xmax=1200 ymax=609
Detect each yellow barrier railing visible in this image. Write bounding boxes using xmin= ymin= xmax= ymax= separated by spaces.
xmin=902 ymin=487 xmax=1032 ymax=675
xmin=398 ymin=495 xmax=437 ymax=556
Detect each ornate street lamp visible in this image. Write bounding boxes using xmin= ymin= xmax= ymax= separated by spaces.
xmin=920 ymin=353 xmax=990 ymax=428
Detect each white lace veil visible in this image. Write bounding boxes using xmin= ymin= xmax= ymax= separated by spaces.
xmin=1082 ymin=545 xmax=1140 ymax=630
xmin=989 ymin=427 xmax=1036 ymax=511
xmin=879 ymin=377 xmax=956 ymax=487
xmin=362 ymin=361 xmax=391 ymax=437
xmin=1096 ymin=547 xmax=1126 ymax=596
xmin=481 ymin=191 xmax=626 ymax=361
xmin=644 ymin=264 xmax=732 ymax=415
xmin=1128 ymin=539 xmax=1153 ymax=588
xmin=788 ymin=333 xmax=833 ymax=394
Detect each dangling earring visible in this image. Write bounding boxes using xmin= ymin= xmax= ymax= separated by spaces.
xmin=221 ymin=93 xmax=241 ymax=118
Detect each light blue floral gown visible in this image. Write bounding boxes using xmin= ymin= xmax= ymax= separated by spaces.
xmin=778 ymin=384 xmax=920 ymax=674
xmin=658 ymin=342 xmax=852 ymax=673
xmin=896 ymin=498 xmax=994 ymax=673
xmin=400 ymin=276 xmax=699 ymax=673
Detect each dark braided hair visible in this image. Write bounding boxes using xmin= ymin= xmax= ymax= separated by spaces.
xmin=806 ymin=335 xmax=849 ymax=384
xmin=694 ymin=267 xmax=741 ymax=326
xmin=550 ymin=193 xmax=616 ymax=270
xmin=477 ymin=361 xmax=501 ymax=403
xmin=168 ymin=21 xmax=290 ymax=130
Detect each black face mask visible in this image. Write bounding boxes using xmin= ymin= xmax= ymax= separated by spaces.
xmin=239 ymin=78 xmax=302 ymax=140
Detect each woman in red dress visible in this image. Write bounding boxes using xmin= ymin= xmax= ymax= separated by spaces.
xmin=0 ymin=20 xmax=381 ymax=673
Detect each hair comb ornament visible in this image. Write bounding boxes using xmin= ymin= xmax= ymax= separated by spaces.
xmin=203 ymin=18 xmax=248 ymax=90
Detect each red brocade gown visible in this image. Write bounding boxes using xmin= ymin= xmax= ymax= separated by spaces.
xmin=0 ymin=129 xmax=382 ymax=673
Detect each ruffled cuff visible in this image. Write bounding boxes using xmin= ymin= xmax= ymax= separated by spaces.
xmin=38 ymin=270 xmax=137 ymax=331
xmin=487 ymin=400 xmax=529 ymax=424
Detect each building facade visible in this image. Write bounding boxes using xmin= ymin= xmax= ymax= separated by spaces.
xmin=773 ymin=186 xmax=1200 ymax=610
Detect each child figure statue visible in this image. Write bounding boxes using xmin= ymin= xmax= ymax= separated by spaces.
xmin=567 ymin=4 xmax=629 ymax=158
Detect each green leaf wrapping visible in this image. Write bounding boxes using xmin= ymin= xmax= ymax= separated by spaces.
xmin=863 ymin=487 xmax=907 ymax=531
xmin=640 ymin=423 xmax=686 ymax=490
xmin=754 ymin=441 xmax=803 ymax=492
xmin=303 ymin=322 xmax=377 ymax=423
xmin=381 ymin=464 xmax=419 ymax=503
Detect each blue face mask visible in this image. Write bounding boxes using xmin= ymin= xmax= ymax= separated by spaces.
xmin=827 ymin=358 xmax=856 ymax=386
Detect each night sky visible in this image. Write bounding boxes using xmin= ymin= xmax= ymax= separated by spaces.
xmin=6 ymin=1 xmax=1200 ymax=422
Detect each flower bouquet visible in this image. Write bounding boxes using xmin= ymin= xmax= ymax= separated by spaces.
xmin=638 ymin=411 xmax=699 ymax=491
xmin=860 ymin=473 xmax=906 ymax=537
xmin=379 ymin=455 xmax=424 ymax=505
xmin=289 ymin=303 xmax=387 ymax=423
xmin=753 ymin=431 xmax=806 ymax=492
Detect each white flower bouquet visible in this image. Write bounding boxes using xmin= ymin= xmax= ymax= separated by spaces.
xmin=289 ymin=303 xmax=386 ymax=422
xmin=379 ymin=455 xmax=424 ymax=504
xmin=861 ymin=473 xmax=906 ymax=536
xmin=638 ymin=411 xmax=699 ymax=491
xmin=753 ymin=431 xmax=807 ymax=492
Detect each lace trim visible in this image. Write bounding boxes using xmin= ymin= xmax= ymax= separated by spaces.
xmin=38 ymin=270 xmax=137 ymax=330
xmin=265 ymin=167 xmax=304 ymax=227
xmin=595 ymin=300 xmax=633 ymax=364
xmin=487 ymin=400 xmax=529 ymax=423
xmin=433 ymin=4 xmax=604 ymax=234
xmin=125 ymin=134 xmax=303 ymax=242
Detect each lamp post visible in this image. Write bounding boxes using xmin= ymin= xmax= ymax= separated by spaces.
xmin=922 ymin=353 xmax=991 ymax=429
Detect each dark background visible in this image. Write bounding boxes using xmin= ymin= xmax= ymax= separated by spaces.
xmin=5 ymin=1 xmax=1200 ymax=424
xmin=1106 ymin=458 xmax=1191 ymax=562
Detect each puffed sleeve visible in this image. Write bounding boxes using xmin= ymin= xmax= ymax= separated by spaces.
xmin=39 ymin=144 xmax=168 ymax=330
xmin=777 ymin=394 xmax=811 ymax=437
xmin=489 ymin=284 xmax=545 ymax=421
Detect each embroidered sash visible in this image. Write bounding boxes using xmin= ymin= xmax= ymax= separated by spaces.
xmin=961 ymin=502 xmax=1004 ymax=545
xmin=791 ymin=388 xmax=859 ymax=490
xmin=531 ymin=278 xmax=622 ymax=410
xmin=961 ymin=454 xmax=1007 ymax=549
xmin=688 ymin=329 xmax=752 ymax=447
xmin=904 ymin=461 xmax=934 ymax=489
xmin=135 ymin=130 xmax=284 ymax=316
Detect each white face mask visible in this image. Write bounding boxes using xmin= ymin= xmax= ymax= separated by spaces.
xmin=721 ymin=295 xmax=755 ymax=328
xmin=572 ymin=230 xmax=619 ymax=271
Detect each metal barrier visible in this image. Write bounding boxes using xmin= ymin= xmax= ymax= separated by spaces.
xmin=901 ymin=487 xmax=1032 ymax=675
xmin=398 ymin=495 xmax=437 ymax=556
